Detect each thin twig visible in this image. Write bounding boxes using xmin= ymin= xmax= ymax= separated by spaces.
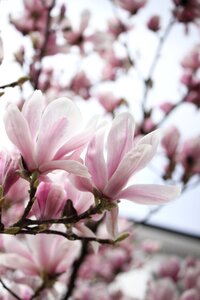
xmin=33 ymin=0 xmax=56 ymax=89
xmin=142 ymin=18 xmax=175 ymax=112
xmin=0 ymin=279 xmax=22 ymax=300
xmin=0 ymin=76 xmax=29 ymax=89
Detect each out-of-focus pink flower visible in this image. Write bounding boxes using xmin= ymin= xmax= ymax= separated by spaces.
xmin=73 ymin=113 xmax=181 ymax=236
xmin=96 ymin=92 xmax=124 ymax=113
xmin=159 ymin=102 xmax=175 ymax=114
xmin=10 ymin=0 xmax=48 ymax=35
xmin=178 ymin=136 xmax=200 ymax=176
xmin=14 ymin=46 xmax=25 ymax=66
xmin=147 ymin=278 xmax=178 ymax=300
xmin=158 ymin=257 xmax=181 ymax=281
xmin=108 ymin=18 xmax=128 ymax=37
xmin=0 ymin=231 xmax=80 ymax=279
xmin=117 ymin=0 xmax=147 ymax=14
xmin=70 ymin=71 xmax=91 ymax=99
xmin=31 ymin=181 xmax=66 ymax=220
xmin=86 ymin=31 xmax=114 ymax=53
xmin=147 ymin=15 xmax=161 ymax=32
xmin=141 ymin=239 xmax=161 ymax=254
xmin=180 ymin=289 xmax=200 ymax=300
xmin=0 ymin=151 xmax=19 ymax=195
xmin=162 ymin=126 xmax=180 ymax=158
xmin=0 ymin=35 xmax=3 ymax=64
xmin=173 ymin=0 xmax=200 ymax=24
xmin=4 ymin=90 xmax=89 ymax=177
xmin=63 ymin=10 xmax=90 ymax=49
xmin=181 ymin=45 xmax=200 ymax=71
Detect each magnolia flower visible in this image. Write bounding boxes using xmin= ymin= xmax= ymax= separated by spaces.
xmin=147 ymin=15 xmax=161 ymax=32
xmin=4 ymin=90 xmax=90 ymax=177
xmin=147 ymin=278 xmax=178 ymax=300
xmin=0 ymin=232 xmax=80 ymax=279
xmin=158 ymin=257 xmax=181 ymax=281
xmin=72 ymin=113 xmax=181 ymax=236
xmin=0 ymin=150 xmax=19 ymax=195
xmin=31 ymin=181 xmax=66 ymax=220
xmin=162 ymin=126 xmax=180 ymax=159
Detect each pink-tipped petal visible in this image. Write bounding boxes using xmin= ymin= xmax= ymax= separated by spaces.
xmin=107 ymin=113 xmax=135 ymax=179
xmin=104 ymin=144 xmax=152 ymax=198
xmin=0 ymin=253 xmax=38 ymax=276
xmin=86 ymin=128 xmax=108 ymax=191
xmin=22 ymin=90 xmax=45 ymax=141
xmin=136 ymin=129 xmax=161 ymax=166
xmin=36 ymin=97 xmax=82 ymax=164
xmin=39 ymin=160 xmax=90 ymax=178
xmin=4 ymin=104 xmax=36 ymax=170
xmin=117 ymin=184 xmax=181 ymax=204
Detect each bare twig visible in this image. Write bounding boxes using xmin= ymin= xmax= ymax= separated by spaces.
xmin=0 ymin=279 xmax=22 ymax=300
xmin=0 ymin=76 xmax=29 ymax=89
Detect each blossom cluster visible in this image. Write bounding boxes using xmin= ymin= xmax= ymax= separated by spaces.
xmin=146 ymin=255 xmax=200 ymax=300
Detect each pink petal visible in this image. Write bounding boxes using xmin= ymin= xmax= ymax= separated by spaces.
xmin=117 ymin=184 xmax=181 ymax=204
xmin=39 ymin=159 xmax=90 ymax=178
xmin=105 ymin=205 xmax=119 ymax=238
xmin=36 ymin=97 xmax=82 ymax=165
xmin=69 ymin=174 xmax=93 ymax=193
xmin=0 ymin=253 xmax=38 ymax=275
xmin=4 ymin=104 xmax=36 ymax=170
xmin=136 ymin=129 xmax=161 ymax=167
xmin=107 ymin=113 xmax=135 ymax=179
xmin=85 ymin=128 xmax=108 ymax=191
xmin=103 ymin=144 xmax=152 ymax=198
xmin=22 ymin=90 xmax=45 ymax=141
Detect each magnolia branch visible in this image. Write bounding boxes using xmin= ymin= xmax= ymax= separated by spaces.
xmin=0 ymin=279 xmax=22 ymax=300
xmin=0 ymin=76 xmax=29 ymax=89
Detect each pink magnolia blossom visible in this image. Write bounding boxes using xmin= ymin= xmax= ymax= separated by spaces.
xmin=4 ymin=90 xmax=90 ymax=177
xmin=10 ymin=0 xmax=48 ymax=35
xmin=181 ymin=45 xmax=200 ymax=71
xmin=146 ymin=278 xmax=178 ymax=300
xmin=173 ymin=0 xmax=200 ymax=24
xmin=0 ymin=150 xmax=19 ymax=195
xmin=70 ymin=71 xmax=91 ymax=99
xmin=147 ymin=15 xmax=161 ymax=32
xmin=63 ymin=10 xmax=90 ymax=49
xmin=180 ymin=289 xmax=200 ymax=300
xmin=158 ymin=257 xmax=181 ymax=281
xmin=162 ymin=126 xmax=180 ymax=159
xmin=96 ymin=92 xmax=124 ymax=113
xmin=0 ymin=231 xmax=80 ymax=279
xmin=178 ymin=136 xmax=200 ymax=176
xmin=117 ymin=0 xmax=147 ymax=14
xmin=72 ymin=113 xmax=181 ymax=236
xmin=31 ymin=181 xmax=66 ymax=220
xmin=108 ymin=18 xmax=128 ymax=37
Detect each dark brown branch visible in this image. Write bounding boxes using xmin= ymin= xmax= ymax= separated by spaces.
xmin=62 ymin=240 xmax=89 ymax=300
xmin=0 ymin=279 xmax=22 ymax=300
xmin=33 ymin=0 xmax=56 ymax=89
xmin=142 ymin=18 xmax=175 ymax=112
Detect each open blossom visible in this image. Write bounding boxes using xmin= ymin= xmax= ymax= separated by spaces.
xmin=72 ymin=113 xmax=181 ymax=236
xmin=0 ymin=232 xmax=80 ymax=279
xmin=4 ymin=90 xmax=90 ymax=177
